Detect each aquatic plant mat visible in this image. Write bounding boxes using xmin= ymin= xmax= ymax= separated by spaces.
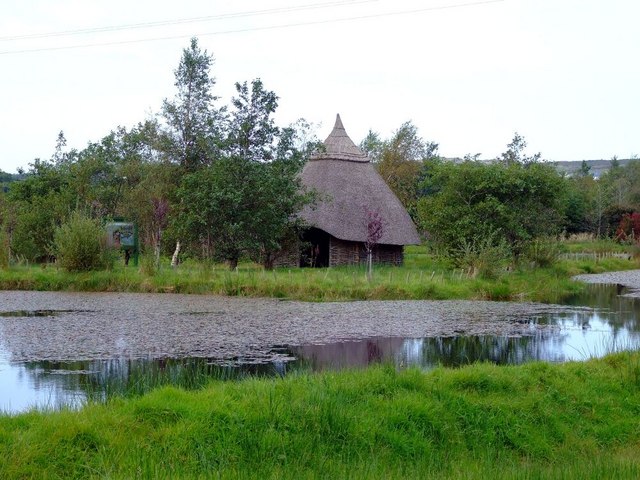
xmin=0 ymin=291 xmax=570 ymax=363
xmin=1 ymin=353 xmax=639 ymax=479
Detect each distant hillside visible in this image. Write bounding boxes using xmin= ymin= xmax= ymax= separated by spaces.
xmin=553 ymin=159 xmax=634 ymax=178
xmin=0 ymin=170 xmax=24 ymax=192
xmin=0 ymin=170 xmax=15 ymax=183
xmin=442 ymin=157 xmax=635 ymax=178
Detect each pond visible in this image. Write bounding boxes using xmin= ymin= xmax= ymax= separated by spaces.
xmin=1 ymin=284 xmax=639 ymax=413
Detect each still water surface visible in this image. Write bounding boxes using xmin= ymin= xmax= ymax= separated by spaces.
xmin=1 ymin=284 xmax=639 ymax=413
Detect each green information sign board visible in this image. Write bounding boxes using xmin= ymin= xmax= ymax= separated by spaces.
xmin=106 ymin=221 xmax=139 ymax=266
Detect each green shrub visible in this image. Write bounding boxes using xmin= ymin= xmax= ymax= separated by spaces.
xmin=53 ymin=212 xmax=110 ymax=272
xmin=456 ymin=235 xmax=511 ymax=279
xmin=10 ymin=204 xmax=55 ymax=262
xmin=523 ymin=237 xmax=561 ymax=268
xmin=139 ymin=254 xmax=156 ymax=277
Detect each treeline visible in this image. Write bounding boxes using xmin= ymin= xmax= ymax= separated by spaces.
xmin=361 ymin=125 xmax=640 ymax=274
xmin=1 ymin=37 xmax=638 ymax=273
xmin=0 ymin=38 xmax=318 ymax=270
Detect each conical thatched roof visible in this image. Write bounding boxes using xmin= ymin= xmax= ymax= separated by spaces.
xmin=300 ymin=115 xmax=420 ymax=245
xmin=311 ymin=114 xmax=368 ymax=162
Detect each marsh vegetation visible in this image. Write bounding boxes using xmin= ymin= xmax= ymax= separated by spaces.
xmin=0 ymin=243 xmax=636 ymax=303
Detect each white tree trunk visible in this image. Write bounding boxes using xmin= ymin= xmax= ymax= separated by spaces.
xmin=154 ymin=230 xmax=161 ymax=270
xmin=171 ymin=241 xmax=181 ymax=268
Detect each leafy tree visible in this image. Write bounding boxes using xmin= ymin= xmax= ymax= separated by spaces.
xmin=161 ymin=37 xmax=225 ymax=172
xmin=615 ymin=212 xmax=640 ymax=242
xmin=176 ymin=157 xmax=254 ymax=268
xmin=160 ymin=38 xmax=226 ymax=266
xmin=610 ymin=155 xmax=620 ymax=169
xmin=175 ymin=80 xmax=314 ymax=269
xmin=599 ymin=156 xmax=630 ymax=207
xmin=52 ymin=131 xmax=70 ymax=165
xmin=0 ymin=170 xmax=18 ymax=185
xmin=578 ymin=160 xmax=592 ymax=177
xmin=127 ymin=159 xmax=179 ymax=254
xmin=7 ymin=147 xmax=75 ymax=261
xmin=8 ymin=157 xmax=71 ymax=205
xmin=227 ymin=79 xmax=279 ymax=162
xmin=150 ymin=197 xmax=169 ymax=268
xmin=621 ymin=160 xmax=640 ymax=208
xmin=226 ymin=82 xmax=314 ymax=268
xmin=68 ymin=134 xmax=124 ymax=217
xmin=497 ymin=132 xmax=541 ymax=166
xmin=9 ymin=199 xmax=57 ymax=262
xmin=562 ymin=174 xmax=596 ymax=234
xmin=110 ymin=121 xmax=178 ymax=252
xmin=566 ymin=158 xmax=640 ymax=237
xmin=370 ymin=121 xmax=438 ymax=217
xmin=417 ymin=158 xmax=566 ymax=259
xmin=359 ymin=130 xmax=384 ymax=163
xmin=288 ymin=118 xmax=322 ymax=155
xmin=601 ymin=204 xmax=635 ymax=238
xmin=246 ymin=128 xmax=314 ymax=269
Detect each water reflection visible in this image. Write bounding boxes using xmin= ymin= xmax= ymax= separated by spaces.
xmin=2 ymin=284 xmax=640 ymax=414
xmin=563 ymin=283 xmax=640 ymax=334
xmin=0 ymin=356 xmax=295 ymax=413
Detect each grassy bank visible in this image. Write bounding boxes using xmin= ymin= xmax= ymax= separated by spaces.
xmin=1 ymin=353 xmax=639 ymax=479
xmin=0 ymin=245 xmax=637 ymax=302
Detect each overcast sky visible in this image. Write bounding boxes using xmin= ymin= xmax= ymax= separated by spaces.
xmin=1 ymin=0 xmax=638 ymax=173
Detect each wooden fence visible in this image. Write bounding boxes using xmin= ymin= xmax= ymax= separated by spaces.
xmin=559 ymin=252 xmax=632 ymax=261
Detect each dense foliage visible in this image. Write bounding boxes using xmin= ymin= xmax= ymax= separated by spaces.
xmin=173 ymin=78 xmax=315 ymax=269
xmin=361 ymin=121 xmax=438 ymax=218
xmin=362 ymin=124 xmax=640 ymax=270
xmin=0 ymin=36 xmax=638 ymax=272
xmin=0 ymin=38 xmax=317 ymax=270
xmin=53 ymin=212 xmax=111 ymax=272
xmin=563 ymin=158 xmax=640 ymax=236
xmin=417 ymin=159 xmax=566 ymax=257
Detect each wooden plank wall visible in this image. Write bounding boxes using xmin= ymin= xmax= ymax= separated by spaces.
xmin=274 ymin=235 xmax=406 ymax=268
xmin=329 ymin=238 xmax=403 ymax=266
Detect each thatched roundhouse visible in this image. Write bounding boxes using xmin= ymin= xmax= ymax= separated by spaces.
xmin=295 ymin=114 xmax=420 ymax=267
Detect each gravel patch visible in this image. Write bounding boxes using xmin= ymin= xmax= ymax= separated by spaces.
xmin=573 ymin=269 xmax=640 ymax=297
xmin=0 ymin=291 xmax=569 ymax=363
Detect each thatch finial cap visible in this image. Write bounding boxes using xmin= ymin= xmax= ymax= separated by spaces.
xmin=312 ymin=113 xmax=368 ymax=162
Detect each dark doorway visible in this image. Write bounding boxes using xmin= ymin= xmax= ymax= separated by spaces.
xmin=300 ymin=228 xmax=330 ymax=267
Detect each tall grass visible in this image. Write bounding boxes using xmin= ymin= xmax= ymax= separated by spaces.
xmin=1 ymin=352 xmax=639 ymax=478
xmin=0 ymin=243 xmax=637 ymax=303
xmin=558 ymin=236 xmax=633 ymax=254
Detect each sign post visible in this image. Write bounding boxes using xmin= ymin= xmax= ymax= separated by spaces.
xmin=106 ymin=221 xmax=139 ymax=266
